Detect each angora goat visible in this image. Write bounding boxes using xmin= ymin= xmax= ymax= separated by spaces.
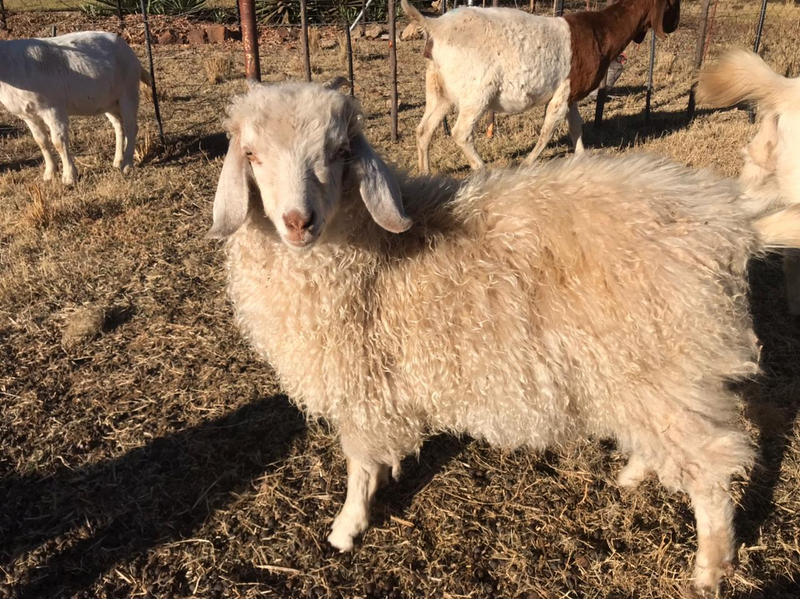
xmin=698 ymin=49 xmax=800 ymax=313
xmin=208 ymin=80 xmax=800 ymax=597
xmin=0 ymin=31 xmax=150 ymax=185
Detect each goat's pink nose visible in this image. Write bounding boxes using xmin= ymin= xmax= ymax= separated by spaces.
xmin=282 ymin=210 xmax=313 ymax=233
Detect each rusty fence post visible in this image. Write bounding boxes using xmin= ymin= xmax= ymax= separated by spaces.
xmin=687 ymin=0 xmax=712 ymax=119
xmin=239 ymin=0 xmax=261 ymax=82
xmin=300 ymin=0 xmax=312 ymax=82
xmin=389 ymin=0 xmax=398 ymax=142
xmin=139 ymin=0 xmax=165 ymax=145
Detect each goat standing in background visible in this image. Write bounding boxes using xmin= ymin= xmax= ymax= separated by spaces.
xmin=698 ymin=49 xmax=800 ymax=313
xmin=0 ymin=31 xmax=150 ymax=185
xmin=403 ymin=0 xmax=680 ymax=172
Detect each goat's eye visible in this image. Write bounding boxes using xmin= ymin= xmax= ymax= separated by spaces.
xmin=327 ymin=145 xmax=348 ymax=164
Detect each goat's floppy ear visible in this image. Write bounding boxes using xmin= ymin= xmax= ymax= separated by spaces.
xmin=349 ymin=132 xmax=412 ymax=234
xmin=324 ymin=76 xmax=350 ymax=91
xmin=207 ymin=134 xmax=250 ymax=239
xmin=652 ymin=0 xmax=680 ymax=39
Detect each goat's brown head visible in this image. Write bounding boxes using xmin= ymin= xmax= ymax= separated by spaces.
xmin=633 ymin=0 xmax=680 ymax=43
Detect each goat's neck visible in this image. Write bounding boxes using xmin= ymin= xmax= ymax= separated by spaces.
xmin=587 ymin=0 xmax=654 ymax=58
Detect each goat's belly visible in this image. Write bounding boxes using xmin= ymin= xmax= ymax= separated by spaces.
xmin=492 ymin=83 xmax=557 ymax=114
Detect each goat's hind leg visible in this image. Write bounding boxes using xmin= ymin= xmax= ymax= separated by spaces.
xmin=106 ymin=110 xmax=125 ymax=170
xmin=688 ymin=479 xmax=737 ymax=597
xmin=649 ymin=401 xmax=751 ymax=596
xmin=416 ymin=65 xmax=452 ymax=173
xmin=522 ymin=78 xmax=571 ymax=166
xmin=118 ymin=93 xmax=139 ymax=174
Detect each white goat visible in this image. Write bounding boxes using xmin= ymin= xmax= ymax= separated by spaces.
xmin=402 ymin=0 xmax=680 ymax=172
xmin=0 ymin=31 xmax=150 ymax=185
xmin=697 ymin=49 xmax=800 ymax=313
xmin=208 ymin=80 xmax=800 ymax=598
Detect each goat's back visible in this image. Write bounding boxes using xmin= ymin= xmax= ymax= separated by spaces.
xmin=0 ymin=32 xmax=141 ymax=117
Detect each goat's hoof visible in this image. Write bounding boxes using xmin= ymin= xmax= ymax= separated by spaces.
xmin=692 ymin=561 xmax=732 ymax=598
xmin=327 ymin=527 xmax=355 ymax=552
xmin=43 ymin=171 xmax=54 ymax=182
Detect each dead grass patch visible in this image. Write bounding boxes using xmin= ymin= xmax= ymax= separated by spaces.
xmin=1 ymin=9 xmax=800 ymax=599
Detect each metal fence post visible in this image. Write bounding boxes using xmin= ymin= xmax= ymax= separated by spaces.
xmin=239 ymin=0 xmax=261 ymax=82
xmin=116 ymin=0 xmax=124 ymax=25
xmin=344 ymin=18 xmax=355 ymax=97
xmin=0 ymin=0 xmax=6 ymax=32
xmin=750 ymin=0 xmax=769 ymax=123
xmin=300 ymin=0 xmax=312 ymax=82
xmin=687 ymin=0 xmax=712 ymax=119
xmin=645 ymin=29 xmax=656 ymax=124
xmin=486 ymin=0 xmax=500 ymax=138
xmin=389 ymin=0 xmax=398 ymax=142
xmin=139 ymin=0 xmax=165 ymax=145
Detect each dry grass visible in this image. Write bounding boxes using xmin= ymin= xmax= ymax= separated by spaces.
xmin=1 ymin=5 xmax=800 ymax=599
xmin=204 ymin=54 xmax=233 ymax=85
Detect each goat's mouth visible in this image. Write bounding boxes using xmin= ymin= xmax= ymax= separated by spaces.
xmin=283 ymin=232 xmax=320 ymax=250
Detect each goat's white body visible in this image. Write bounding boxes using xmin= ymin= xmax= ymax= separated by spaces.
xmin=0 ymin=31 xmax=147 ymax=184
xmin=212 ymin=82 xmax=800 ymax=597
xmin=408 ymin=5 xmax=576 ymax=172
xmin=430 ymin=9 xmax=571 ymax=114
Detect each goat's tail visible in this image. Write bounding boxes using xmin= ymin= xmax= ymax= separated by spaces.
xmin=696 ymin=49 xmax=799 ymax=112
xmin=140 ymin=66 xmax=152 ymax=88
xmin=754 ymin=205 xmax=800 ymax=250
xmin=401 ymin=0 xmax=430 ymax=31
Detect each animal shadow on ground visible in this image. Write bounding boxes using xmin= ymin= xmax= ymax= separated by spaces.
xmin=154 ymin=131 xmax=229 ymax=167
xmin=733 ymin=255 xmax=800 ymax=596
xmin=0 ymin=156 xmax=45 ymax=175
xmin=0 ymin=394 xmax=305 ymax=599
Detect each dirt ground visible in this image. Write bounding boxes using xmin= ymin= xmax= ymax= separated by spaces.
xmin=2 ymin=4 xmax=800 ymax=599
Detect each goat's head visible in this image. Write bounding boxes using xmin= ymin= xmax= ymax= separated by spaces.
xmin=207 ymin=79 xmax=411 ymax=249
xmin=633 ymin=0 xmax=680 ymax=43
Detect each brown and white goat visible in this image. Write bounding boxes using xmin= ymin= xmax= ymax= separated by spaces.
xmin=403 ymin=0 xmax=680 ymax=172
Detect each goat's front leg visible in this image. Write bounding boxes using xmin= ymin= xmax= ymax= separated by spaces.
xmin=328 ymin=444 xmax=390 ymax=551
xmin=522 ymin=78 xmax=571 ymax=166
xmin=22 ymin=116 xmax=57 ymax=181
xmin=40 ymin=107 xmax=77 ymax=185
xmin=567 ymin=102 xmax=585 ymax=154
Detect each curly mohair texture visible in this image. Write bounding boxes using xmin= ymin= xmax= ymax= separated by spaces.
xmin=209 ymin=82 xmax=800 ymax=598
xmin=402 ymin=0 xmax=680 ymax=172
xmin=0 ymin=31 xmax=150 ymax=185
xmin=698 ymin=49 xmax=800 ymax=313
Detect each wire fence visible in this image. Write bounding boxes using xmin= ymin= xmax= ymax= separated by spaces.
xmin=2 ymin=1 xmax=799 ymax=150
